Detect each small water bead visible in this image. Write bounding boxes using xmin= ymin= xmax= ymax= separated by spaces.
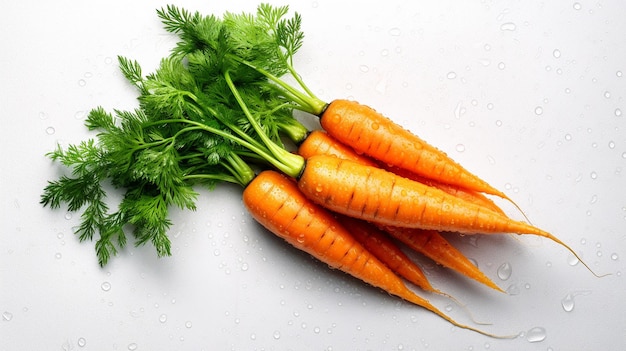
xmin=273 ymin=330 xmax=281 ymax=339
xmin=608 ymin=141 xmax=616 ymax=149
xmin=128 ymin=343 xmax=138 ymax=351
xmin=497 ymin=62 xmax=506 ymax=70
xmin=564 ymin=133 xmax=572 ymax=141
xmin=590 ymin=171 xmax=598 ymax=180
xmin=534 ymin=106 xmax=544 ymax=115
xmin=388 ymin=27 xmax=401 ymax=36
xmin=447 ymin=71 xmax=457 ymax=79
xmin=159 ymin=314 xmax=167 ymax=323
xmin=101 ymin=282 xmax=111 ymax=291
xmin=2 ymin=311 xmax=13 ymax=321
xmin=359 ymin=65 xmax=369 ymax=73
xmin=455 ymin=144 xmax=466 ymax=153
xmin=615 ymin=108 xmax=622 ymax=117
xmin=573 ymin=2 xmax=582 ymax=10
xmin=617 ymin=70 xmax=623 ymax=77
xmin=78 ymin=79 xmax=86 ymax=87
xmin=526 ymin=327 xmax=547 ymax=343
xmin=497 ymin=262 xmax=512 ymax=280
xmin=604 ymin=91 xmax=611 ymax=99
xmin=500 ymin=22 xmax=517 ymax=31
xmin=45 ymin=126 xmax=56 ymax=135
xmin=552 ymin=49 xmax=561 ymax=59
xmin=55 ymin=252 xmax=62 ymax=259
xmin=78 ymin=338 xmax=87 ymax=347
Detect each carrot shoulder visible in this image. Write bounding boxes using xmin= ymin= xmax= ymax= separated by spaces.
xmin=243 ymin=170 xmax=510 ymax=338
xmin=319 ymin=99 xmax=508 ymax=199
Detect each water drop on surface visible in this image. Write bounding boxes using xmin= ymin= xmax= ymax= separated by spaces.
xmin=447 ymin=71 xmax=457 ymax=79
xmin=273 ymin=330 xmax=281 ymax=339
xmin=611 ymin=253 xmax=619 ymax=260
xmin=78 ymin=338 xmax=86 ymax=347
xmin=590 ymin=171 xmax=598 ymax=180
xmin=45 ymin=126 xmax=56 ymax=135
xmin=617 ymin=71 xmax=623 ymax=77
xmin=534 ymin=107 xmax=543 ymax=115
xmin=526 ymin=327 xmax=547 ymax=343
xmin=561 ymin=294 xmax=575 ymax=312
xmin=2 ymin=311 xmax=13 ymax=321
xmin=185 ymin=321 xmax=192 ymax=328
xmin=101 ymin=282 xmax=111 ymax=291
xmin=55 ymin=252 xmax=62 ymax=259
xmin=552 ymin=49 xmax=561 ymax=58
xmin=455 ymin=144 xmax=466 ymax=153
xmin=500 ymin=22 xmax=517 ymax=31
xmin=128 ymin=343 xmax=138 ymax=350
xmin=615 ymin=108 xmax=622 ymax=117
xmin=359 ymin=65 xmax=369 ymax=73
xmin=497 ymin=262 xmax=512 ymax=280
xmin=78 ymin=79 xmax=86 ymax=87
xmin=604 ymin=91 xmax=611 ymax=99
xmin=388 ymin=27 xmax=401 ymax=36
xmin=159 ymin=314 xmax=167 ymax=323
xmin=573 ymin=2 xmax=582 ymax=10
xmin=497 ymin=62 xmax=506 ymax=70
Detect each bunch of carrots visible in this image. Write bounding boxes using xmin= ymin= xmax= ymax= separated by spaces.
xmin=41 ymin=4 xmax=601 ymax=338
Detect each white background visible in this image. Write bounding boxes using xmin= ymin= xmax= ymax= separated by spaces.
xmin=2 ymin=0 xmax=625 ymax=350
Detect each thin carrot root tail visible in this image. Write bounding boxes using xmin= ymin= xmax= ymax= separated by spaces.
xmin=544 ymin=233 xmax=611 ymax=278
xmin=500 ymin=192 xmax=534 ymax=225
xmin=432 ymin=288 xmax=493 ymax=326
xmin=411 ymin=295 xmax=517 ymax=339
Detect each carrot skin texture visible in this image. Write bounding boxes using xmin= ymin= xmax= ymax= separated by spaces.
xmin=381 ymin=226 xmax=504 ymax=292
xmin=299 ymin=130 xmax=505 ymax=214
xmin=243 ymin=170 xmax=508 ymax=338
xmin=298 ymin=154 xmax=548 ymax=236
xmin=334 ymin=214 xmax=435 ymax=292
xmin=319 ymin=99 xmax=509 ymax=199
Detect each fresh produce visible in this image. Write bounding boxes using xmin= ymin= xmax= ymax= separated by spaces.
xmin=40 ymin=3 xmax=602 ymax=338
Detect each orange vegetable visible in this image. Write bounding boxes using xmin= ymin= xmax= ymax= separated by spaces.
xmin=243 ymin=170 xmax=511 ymax=338
xmin=319 ymin=99 xmax=511 ymax=201
xmin=381 ymin=226 xmax=503 ymax=292
xmin=298 ymin=130 xmax=504 ymax=214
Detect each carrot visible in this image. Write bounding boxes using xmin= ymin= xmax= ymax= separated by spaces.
xmin=334 ymin=214 xmax=439 ymax=292
xmin=381 ymin=226 xmax=504 ymax=292
xmin=298 ymin=130 xmax=505 ymax=214
xmin=243 ymin=170 xmax=512 ymax=338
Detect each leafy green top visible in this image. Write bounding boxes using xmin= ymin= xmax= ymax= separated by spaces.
xmin=41 ymin=3 xmax=314 ymax=266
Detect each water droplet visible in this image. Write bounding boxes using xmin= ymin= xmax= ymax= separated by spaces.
xmin=78 ymin=337 xmax=86 ymax=347
xmin=273 ymin=330 xmax=281 ymax=339
xmin=371 ymin=122 xmax=380 ymax=130
xmin=573 ymin=2 xmax=582 ymax=10
xmin=359 ymin=65 xmax=369 ymax=73
xmin=45 ymin=126 xmax=56 ymax=135
xmin=500 ymin=22 xmax=517 ymax=31
xmin=617 ymin=70 xmax=623 ymax=77
xmin=568 ymin=254 xmax=580 ymax=266
xmin=64 ymin=213 xmax=72 ymax=220
xmin=159 ymin=314 xmax=167 ymax=323
xmin=590 ymin=171 xmax=598 ymax=180
xmin=380 ymin=49 xmax=389 ymax=57
xmin=526 ymin=327 xmax=547 ymax=343
xmin=487 ymin=103 xmax=494 ymax=110
xmin=101 ymin=282 xmax=111 ymax=291
xmin=610 ymin=253 xmax=618 ymax=260
xmin=241 ymin=262 xmax=249 ymax=271
xmin=564 ymin=133 xmax=572 ymax=141
xmin=128 ymin=343 xmax=138 ymax=350
xmin=447 ymin=71 xmax=457 ymax=79
xmin=495 ymin=120 xmax=502 ymax=127
xmin=455 ymin=144 xmax=466 ymax=153
xmin=561 ymin=293 xmax=575 ymax=312
xmin=552 ymin=49 xmax=561 ymax=58
xmin=388 ymin=27 xmax=401 ymax=36
xmin=55 ymin=252 xmax=62 ymax=259
xmin=604 ymin=91 xmax=611 ymax=99
xmin=78 ymin=79 xmax=86 ymax=87
xmin=185 ymin=321 xmax=192 ymax=328
xmin=497 ymin=262 xmax=512 ymax=280
xmin=497 ymin=62 xmax=506 ymax=70
xmin=2 ymin=311 xmax=13 ymax=321
xmin=534 ymin=106 xmax=543 ymax=115
xmin=615 ymin=108 xmax=622 ymax=117
xmin=608 ymin=141 xmax=615 ymax=149
xmin=213 ymin=249 xmax=220 ymax=256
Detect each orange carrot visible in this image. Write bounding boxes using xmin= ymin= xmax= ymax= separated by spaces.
xmin=319 ymin=100 xmax=514 ymax=201
xmin=381 ymin=226 xmax=503 ymax=292
xmin=334 ymin=214 xmax=438 ymax=292
xmin=299 ymin=130 xmax=505 ymax=214
xmin=243 ymin=170 xmax=512 ymax=338
xmin=298 ymin=154 xmax=601 ymax=276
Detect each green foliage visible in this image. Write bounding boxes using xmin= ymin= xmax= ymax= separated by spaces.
xmin=41 ymin=3 xmax=311 ymax=266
